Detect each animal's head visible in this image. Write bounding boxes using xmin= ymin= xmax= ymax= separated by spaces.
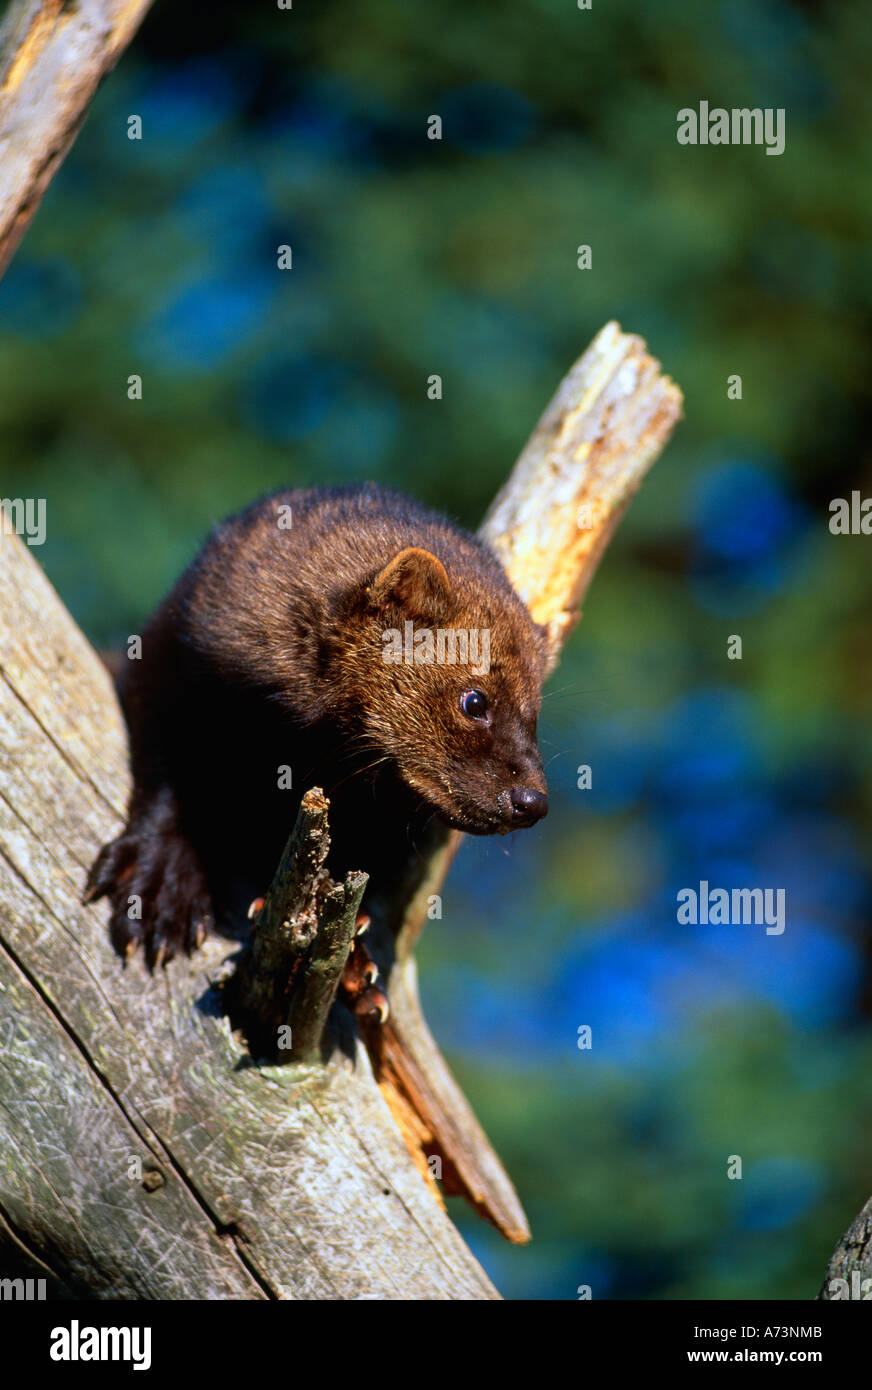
xmin=336 ymin=545 xmax=550 ymax=835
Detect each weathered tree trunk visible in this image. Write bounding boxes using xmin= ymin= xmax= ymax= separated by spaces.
xmin=0 ymin=324 xmax=682 ymax=1298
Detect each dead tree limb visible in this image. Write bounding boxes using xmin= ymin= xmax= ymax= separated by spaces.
xmin=0 ymin=0 xmax=155 ymax=277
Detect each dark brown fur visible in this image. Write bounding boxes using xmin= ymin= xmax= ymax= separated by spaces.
xmin=86 ymin=484 xmax=549 ymax=965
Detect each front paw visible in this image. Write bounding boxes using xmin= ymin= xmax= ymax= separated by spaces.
xmin=84 ymin=817 xmax=214 ymax=968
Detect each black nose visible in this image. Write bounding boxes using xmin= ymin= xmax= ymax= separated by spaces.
xmin=509 ymin=786 xmax=549 ymax=826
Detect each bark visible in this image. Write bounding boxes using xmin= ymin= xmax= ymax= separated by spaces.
xmin=819 ymin=1197 xmax=872 ymax=1299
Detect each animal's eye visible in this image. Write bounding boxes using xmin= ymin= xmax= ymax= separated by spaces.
xmin=460 ymin=689 xmax=489 ymax=720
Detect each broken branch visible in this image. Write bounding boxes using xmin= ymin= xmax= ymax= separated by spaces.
xmin=227 ymin=787 xmax=367 ymax=1063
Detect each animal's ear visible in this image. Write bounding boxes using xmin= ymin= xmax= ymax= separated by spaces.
xmin=368 ymin=547 xmax=452 ymax=617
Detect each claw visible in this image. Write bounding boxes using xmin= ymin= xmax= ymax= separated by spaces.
xmin=247 ymin=895 xmax=266 ymax=921
xmin=352 ymin=984 xmax=389 ymax=1024
xmin=89 ymin=820 xmax=214 ymax=966
xmin=340 ymin=935 xmax=389 ymax=1026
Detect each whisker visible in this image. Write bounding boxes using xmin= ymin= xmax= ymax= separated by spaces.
xmin=326 ymin=754 xmax=391 ymax=797
xmin=541 ymin=684 xmax=615 ymax=702
xmin=543 ymin=748 xmax=572 ymax=771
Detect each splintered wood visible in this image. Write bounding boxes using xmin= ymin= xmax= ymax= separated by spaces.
xmin=481 ymin=320 xmax=683 ymax=663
